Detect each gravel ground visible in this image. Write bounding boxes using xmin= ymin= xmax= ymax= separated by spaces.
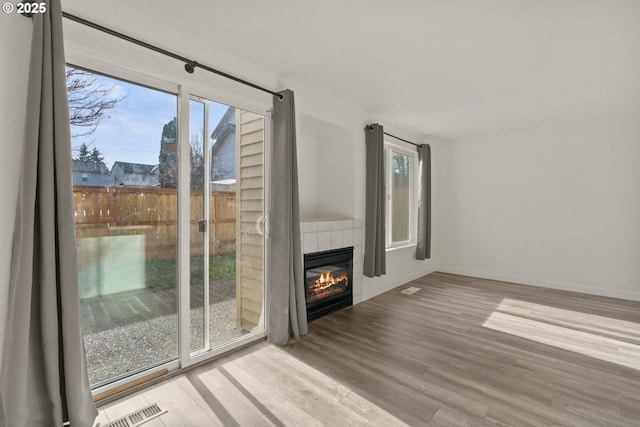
xmin=82 ymin=280 xmax=258 ymax=385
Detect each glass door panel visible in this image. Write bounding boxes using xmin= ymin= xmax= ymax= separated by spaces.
xmin=189 ymin=99 xmax=207 ymax=353
xmin=189 ymin=99 xmax=266 ymax=357
xmin=69 ymin=66 xmax=179 ymax=387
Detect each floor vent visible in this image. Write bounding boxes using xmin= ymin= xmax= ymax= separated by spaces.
xmin=103 ymin=403 xmax=167 ymax=427
xmin=401 ymin=287 xmax=421 ymax=295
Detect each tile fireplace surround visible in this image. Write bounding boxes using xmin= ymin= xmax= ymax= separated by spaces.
xmin=301 ymin=219 xmax=363 ymax=304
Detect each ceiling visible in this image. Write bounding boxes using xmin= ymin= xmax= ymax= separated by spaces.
xmin=61 ymin=0 xmax=640 ymax=140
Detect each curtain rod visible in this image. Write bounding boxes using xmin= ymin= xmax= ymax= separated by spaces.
xmin=367 ymin=125 xmax=421 ymax=147
xmin=384 ymin=132 xmax=421 ymax=147
xmin=35 ymin=11 xmax=284 ymax=100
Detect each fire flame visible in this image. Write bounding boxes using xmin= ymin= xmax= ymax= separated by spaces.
xmin=307 ymin=271 xmax=350 ymax=302
xmin=319 ymin=272 xmax=336 ymax=284
xmin=314 ymin=272 xmax=348 ymax=288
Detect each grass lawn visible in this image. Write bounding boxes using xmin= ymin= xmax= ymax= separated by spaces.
xmin=145 ymin=252 xmax=236 ymax=289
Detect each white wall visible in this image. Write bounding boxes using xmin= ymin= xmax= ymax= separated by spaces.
xmin=316 ymin=131 xmax=355 ymax=219
xmin=299 ymin=114 xmax=356 ymax=220
xmin=297 ymin=133 xmax=319 ymax=218
xmin=0 ymin=13 xmax=33 ymax=366
xmin=439 ymin=115 xmax=640 ymax=301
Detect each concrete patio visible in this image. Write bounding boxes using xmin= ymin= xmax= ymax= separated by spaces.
xmin=80 ymin=279 xmax=253 ymax=385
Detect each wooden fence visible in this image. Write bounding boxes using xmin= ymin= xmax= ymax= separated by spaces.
xmin=391 ymin=187 xmax=410 ymax=242
xmin=73 ymin=186 xmax=236 ymax=259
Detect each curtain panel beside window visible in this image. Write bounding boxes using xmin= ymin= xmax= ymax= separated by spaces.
xmin=363 ymin=124 xmax=386 ymax=277
xmin=267 ymin=89 xmax=307 ymax=345
xmin=416 ymin=144 xmax=431 ymax=260
xmin=0 ymin=1 xmax=97 ymax=425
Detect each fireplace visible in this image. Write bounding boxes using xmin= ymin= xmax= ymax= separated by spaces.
xmin=304 ymin=247 xmax=353 ymax=322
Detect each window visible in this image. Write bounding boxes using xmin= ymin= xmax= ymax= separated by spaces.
xmin=384 ymin=143 xmax=415 ymax=248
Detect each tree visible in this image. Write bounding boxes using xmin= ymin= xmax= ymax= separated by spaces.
xmin=392 ymin=152 xmax=410 ymax=187
xmin=66 ymin=67 xmax=126 ymax=138
xmin=90 ymin=147 xmax=105 ymax=163
xmin=158 ymin=117 xmax=178 ymax=188
xmin=76 ymin=142 xmax=91 ymax=161
xmin=158 ymin=118 xmax=208 ymax=190
xmin=74 ymin=142 xmax=105 ymax=164
xmin=190 ymin=130 xmax=205 ymax=190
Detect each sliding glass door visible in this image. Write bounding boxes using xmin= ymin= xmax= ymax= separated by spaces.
xmin=69 ymin=66 xmax=267 ymax=391
xmin=186 ymin=96 xmax=266 ymax=363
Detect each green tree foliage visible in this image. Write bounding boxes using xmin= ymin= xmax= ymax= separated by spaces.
xmin=76 ymin=142 xmax=91 ymax=161
xmin=90 ymin=147 xmax=105 ymax=163
xmin=74 ymin=142 xmax=106 ymax=165
xmin=158 ymin=118 xmax=207 ymax=189
xmin=159 ymin=117 xmax=178 ymax=188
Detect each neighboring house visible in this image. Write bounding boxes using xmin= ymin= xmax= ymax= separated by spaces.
xmin=210 ymin=107 xmax=236 ymax=182
xmin=72 ymin=159 xmax=110 ymax=187
xmin=109 ymin=161 xmax=159 ymax=187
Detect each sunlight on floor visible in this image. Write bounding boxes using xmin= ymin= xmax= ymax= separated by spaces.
xmin=482 ymin=299 xmax=640 ymax=371
xmin=197 ymin=345 xmax=411 ymax=427
xmin=97 ymin=343 xmax=412 ymax=427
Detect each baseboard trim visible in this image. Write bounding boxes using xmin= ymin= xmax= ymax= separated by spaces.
xmin=436 ymin=266 xmax=640 ymax=302
xmin=363 ymin=267 xmax=438 ymax=301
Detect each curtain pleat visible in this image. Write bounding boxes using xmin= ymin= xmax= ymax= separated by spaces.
xmin=363 ymin=124 xmax=386 ymax=277
xmin=0 ymin=1 xmax=97 ymax=425
xmin=267 ymin=89 xmax=307 ymax=346
xmin=416 ymin=144 xmax=431 ymax=260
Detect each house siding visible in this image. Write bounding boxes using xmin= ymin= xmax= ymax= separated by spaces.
xmin=72 ymin=171 xmax=110 ymax=187
xmin=211 ymin=134 xmax=236 ymax=181
xmin=71 ymin=160 xmax=110 ymax=187
xmin=211 ymin=107 xmax=237 ymax=182
xmin=236 ymin=110 xmax=265 ymax=330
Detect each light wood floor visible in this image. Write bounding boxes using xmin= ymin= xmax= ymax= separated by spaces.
xmin=95 ymin=272 xmax=640 ymax=427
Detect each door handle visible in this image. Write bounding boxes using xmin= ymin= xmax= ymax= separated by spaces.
xmin=255 ymin=215 xmax=264 ymax=235
xmin=255 ymin=214 xmax=270 ymax=236
xmin=263 ymin=214 xmax=270 ymax=237
xmin=198 ymin=219 xmax=207 ymax=233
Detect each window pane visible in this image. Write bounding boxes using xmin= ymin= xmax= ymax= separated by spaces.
xmin=189 ymin=99 xmax=206 ymax=352
xmin=70 ymin=67 xmax=179 ymax=387
xmin=391 ymin=151 xmax=410 ymax=243
xmin=384 ymin=148 xmax=387 ymax=238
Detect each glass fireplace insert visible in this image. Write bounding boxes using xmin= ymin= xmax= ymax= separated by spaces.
xmin=304 ymin=247 xmax=353 ymax=322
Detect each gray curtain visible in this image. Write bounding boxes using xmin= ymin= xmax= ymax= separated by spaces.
xmin=363 ymin=124 xmax=386 ymax=277
xmin=416 ymin=144 xmax=431 ymax=260
xmin=267 ymin=89 xmax=307 ymax=346
xmin=0 ymin=1 xmax=97 ymax=425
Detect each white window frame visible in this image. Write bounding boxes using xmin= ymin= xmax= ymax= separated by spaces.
xmin=384 ymin=140 xmax=417 ymax=249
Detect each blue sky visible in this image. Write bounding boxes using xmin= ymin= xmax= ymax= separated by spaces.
xmin=70 ymin=70 xmax=228 ymax=168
